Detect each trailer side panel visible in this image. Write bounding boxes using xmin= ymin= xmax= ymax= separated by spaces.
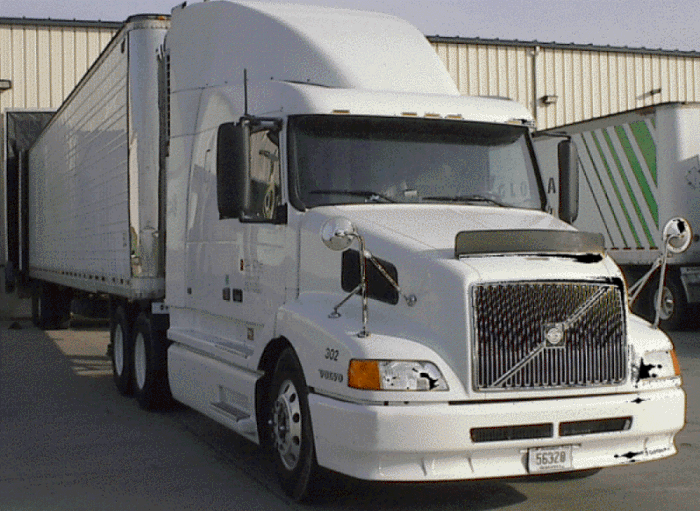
xmin=27 ymin=18 xmax=169 ymax=300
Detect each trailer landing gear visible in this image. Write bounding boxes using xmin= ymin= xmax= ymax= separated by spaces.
xmin=31 ymin=281 xmax=70 ymax=330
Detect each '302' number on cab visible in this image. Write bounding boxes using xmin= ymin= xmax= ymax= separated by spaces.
xmin=325 ymin=348 xmax=339 ymax=362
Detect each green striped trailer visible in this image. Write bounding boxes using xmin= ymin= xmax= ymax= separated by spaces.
xmin=535 ymin=103 xmax=700 ymax=330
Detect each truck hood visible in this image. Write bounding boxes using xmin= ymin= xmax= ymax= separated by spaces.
xmin=298 ymin=203 xmax=618 ymax=296
xmin=315 ymin=204 xmax=575 ymax=253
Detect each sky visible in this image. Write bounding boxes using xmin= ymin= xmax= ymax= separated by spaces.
xmin=1 ymin=0 xmax=699 ymax=53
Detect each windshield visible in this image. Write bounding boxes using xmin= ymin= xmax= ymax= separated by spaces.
xmin=288 ymin=115 xmax=544 ymax=210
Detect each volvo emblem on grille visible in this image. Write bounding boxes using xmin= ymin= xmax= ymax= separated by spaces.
xmin=544 ymin=323 xmax=565 ymax=346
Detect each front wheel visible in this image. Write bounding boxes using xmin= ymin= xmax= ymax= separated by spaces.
xmin=268 ymin=348 xmax=319 ymax=501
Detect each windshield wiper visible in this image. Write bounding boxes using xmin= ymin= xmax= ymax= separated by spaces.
xmin=309 ymin=189 xmax=396 ymax=203
xmin=422 ymin=194 xmax=506 ymax=207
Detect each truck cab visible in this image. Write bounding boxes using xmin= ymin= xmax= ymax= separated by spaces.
xmin=156 ymin=1 xmax=684 ymax=501
xmin=22 ymin=1 xmax=681 ymax=502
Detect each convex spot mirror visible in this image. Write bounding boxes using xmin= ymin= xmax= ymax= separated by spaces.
xmin=321 ymin=217 xmax=357 ymax=251
xmin=663 ymin=217 xmax=692 ymax=254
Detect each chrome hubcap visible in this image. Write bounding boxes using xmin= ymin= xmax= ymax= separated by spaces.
xmin=272 ymin=379 xmax=302 ymax=471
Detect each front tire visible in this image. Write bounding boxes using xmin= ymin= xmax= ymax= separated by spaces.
xmin=268 ymin=347 xmax=319 ymax=501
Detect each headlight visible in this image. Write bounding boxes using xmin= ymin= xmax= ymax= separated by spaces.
xmin=348 ymin=360 xmax=448 ymax=391
xmin=639 ymin=349 xmax=681 ymax=380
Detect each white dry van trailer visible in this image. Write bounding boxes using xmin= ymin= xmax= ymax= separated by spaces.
xmin=22 ymin=1 xmax=685 ymax=501
xmin=535 ymin=103 xmax=700 ymax=330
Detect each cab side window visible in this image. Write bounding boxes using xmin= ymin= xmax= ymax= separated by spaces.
xmin=249 ymin=129 xmax=280 ymax=220
xmin=217 ymin=121 xmax=282 ymax=222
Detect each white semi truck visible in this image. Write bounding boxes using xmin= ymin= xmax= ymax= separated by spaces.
xmin=535 ymin=103 xmax=700 ymax=330
xmin=21 ymin=1 xmax=685 ymax=501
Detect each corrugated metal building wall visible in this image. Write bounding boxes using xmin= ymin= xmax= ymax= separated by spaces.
xmin=430 ymin=37 xmax=700 ymax=130
xmin=0 ymin=18 xmax=119 ymax=110
xmin=5 ymin=20 xmax=698 ymax=130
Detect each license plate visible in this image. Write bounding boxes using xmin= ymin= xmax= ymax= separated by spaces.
xmin=528 ymin=445 xmax=573 ymax=473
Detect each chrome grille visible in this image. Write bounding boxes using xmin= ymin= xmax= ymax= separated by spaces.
xmin=472 ymin=280 xmax=627 ymax=390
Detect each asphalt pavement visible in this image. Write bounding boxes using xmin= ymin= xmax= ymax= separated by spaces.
xmin=0 ymin=320 xmax=295 ymax=511
xmin=1 ymin=319 xmax=699 ymax=511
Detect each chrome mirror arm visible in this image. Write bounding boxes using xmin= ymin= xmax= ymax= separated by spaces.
xmin=322 ymin=218 xmax=370 ymax=337
xmin=629 ymin=256 xmax=662 ymax=305
xmin=358 ymin=238 xmax=370 ymax=337
xmin=321 ymin=216 xmax=417 ymax=338
xmin=367 ymin=255 xmax=417 ymax=307
xmin=652 ymin=241 xmax=672 ymax=329
xmin=329 ymin=283 xmax=361 ymax=319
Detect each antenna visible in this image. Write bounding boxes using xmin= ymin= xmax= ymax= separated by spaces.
xmin=244 ymin=69 xmax=249 ymax=116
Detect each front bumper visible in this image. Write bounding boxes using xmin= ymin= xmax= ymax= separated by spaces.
xmin=309 ymin=386 xmax=685 ymax=481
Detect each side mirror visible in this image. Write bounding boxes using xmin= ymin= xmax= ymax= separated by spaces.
xmin=663 ymin=217 xmax=692 ymax=254
xmin=558 ymin=139 xmax=579 ymax=224
xmin=217 ymin=122 xmax=250 ymax=219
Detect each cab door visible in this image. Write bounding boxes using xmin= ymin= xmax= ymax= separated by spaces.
xmin=206 ymin=119 xmax=289 ymax=357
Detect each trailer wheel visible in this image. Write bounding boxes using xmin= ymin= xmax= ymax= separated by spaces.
xmin=268 ymin=348 xmax=319 ymax=502
xmin=110 ymin=306 xmax=133 ymax=396
xmin=653 ymin=274 xmax=687 ymax=331
xmin=132 ymin=312 xmax=171 ymax=410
